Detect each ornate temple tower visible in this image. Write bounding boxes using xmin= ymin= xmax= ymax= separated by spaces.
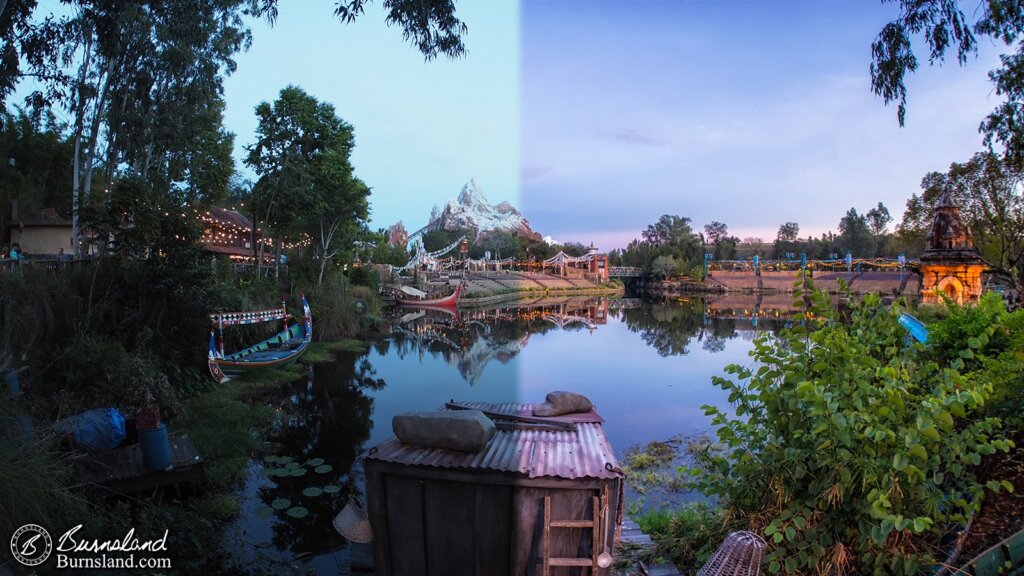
xmin=919 ymin=192 xmax=987 ymax=304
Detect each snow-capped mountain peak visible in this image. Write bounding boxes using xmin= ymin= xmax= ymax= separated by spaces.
xmin=430 ymin=180 xmax=541 ymax=240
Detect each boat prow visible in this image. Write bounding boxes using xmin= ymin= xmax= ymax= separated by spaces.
xmin=396 ymin=284 xmax=463 ymax=309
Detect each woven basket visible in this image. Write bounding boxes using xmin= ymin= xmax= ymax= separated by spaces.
xmin=697 ymin=531 xmax=767 ymax=576
xmin=333 ymin=497 xmax=373 ymax=543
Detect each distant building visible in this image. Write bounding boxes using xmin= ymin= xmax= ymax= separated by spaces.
xmin=200 ymin=208 xmax=261 ymax=260
xmin=919 ymin=192 xmax=987 ymax=304
xmin=7 ymin=208 xmax=72 ymax=256
xmin=387 ymin=221 xmax=408 ymax=247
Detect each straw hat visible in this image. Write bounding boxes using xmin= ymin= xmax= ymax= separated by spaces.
xmin=333 ymin=497 xmax=373 ymax=543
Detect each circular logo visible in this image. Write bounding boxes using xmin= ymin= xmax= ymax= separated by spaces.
xmin=10 ymin=524 xmax=52 ymax=566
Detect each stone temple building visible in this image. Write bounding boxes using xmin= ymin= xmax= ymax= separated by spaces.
xmin=919 ymin=192 xmax=987 ymax=305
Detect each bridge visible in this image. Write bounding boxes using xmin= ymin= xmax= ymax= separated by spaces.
xmin=609 ymin=266 xmax=642 ymax=278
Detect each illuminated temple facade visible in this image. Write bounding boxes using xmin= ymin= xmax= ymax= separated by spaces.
xmin=919 ymin=192 xmax=987 ymax=305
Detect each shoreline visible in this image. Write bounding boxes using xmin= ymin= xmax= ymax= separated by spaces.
xmin=458 ymin=285 xmax=625 ymax=307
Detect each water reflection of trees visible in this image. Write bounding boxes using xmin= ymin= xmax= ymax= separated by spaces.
xmin=618 ymin=301 xmax=718 ymax=356
xmin=257 ymin=355 xmax=381 ymax=556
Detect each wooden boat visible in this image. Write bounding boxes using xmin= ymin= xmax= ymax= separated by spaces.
xmin=207 ymin=293 xmax=312 ymax=383
xmin=396 ymin=284 xmax=463 ymax=308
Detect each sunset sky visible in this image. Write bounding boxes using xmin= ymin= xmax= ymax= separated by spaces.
xmin=223 ymin=0 xmax=1001 ymax=250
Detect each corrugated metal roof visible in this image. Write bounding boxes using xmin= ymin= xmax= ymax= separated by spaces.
xmin=364 ymin=402 xmax=623 ymax=480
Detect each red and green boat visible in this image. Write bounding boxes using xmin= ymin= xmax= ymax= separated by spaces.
xmin=207 ymin=293 xmax=312 ymax=383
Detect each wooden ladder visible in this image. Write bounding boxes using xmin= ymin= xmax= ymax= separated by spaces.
xmin=542 ymin=495 xmax=600 ymax=575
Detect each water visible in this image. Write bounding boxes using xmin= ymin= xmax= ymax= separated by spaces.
xmin=222 ymin=295 xmax=787 ymax=573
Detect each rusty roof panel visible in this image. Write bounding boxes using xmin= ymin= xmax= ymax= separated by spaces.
xmin=365 ymin=403 xmax=622 ymax=480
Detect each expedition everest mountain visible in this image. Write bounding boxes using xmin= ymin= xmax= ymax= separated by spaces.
xmin=425 ymin=179 xmax=542 ymax=241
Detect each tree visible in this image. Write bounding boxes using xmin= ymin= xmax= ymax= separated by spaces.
xmin=773 ymin=222 xmax=801 ymax=259
xmin=870 ymin=1 xmax=1024 ymax=164
xmin=900 ymin=152 xmax=1024 ymax=284
xmin=704 ymin=222 xmax=737 ymax=260
xmin=0 ymin=108 xmax=74 ymax=238
xmin=334 ymin=0 xmax=466 ymax=60
xmin=3 ymin=0 xmax=465 ymax=256
xmin=838 ymin=208 xmax=874 ymax=257
xmin=245 ymin=86 xmax=370 ymax=283
xmin=703 ymin=221 xmax=729 ymax=245
xmin=642 ymin=214 xmax=702 ymax=261
xmin=776 ymin=222 xmax=799 ymax=243
xmin=866 ymin=202 xmax=892 ymax=256
xmin=866 ymin=202 xmax=891 ymax=237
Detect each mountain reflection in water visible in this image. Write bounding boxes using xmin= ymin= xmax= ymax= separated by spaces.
xmin=223 ymin=295 xmax=801 ymax=574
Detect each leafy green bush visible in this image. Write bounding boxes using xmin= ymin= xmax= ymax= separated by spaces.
xmin=697 ymin=289 xmax=1013 ymax=576
xmin=925 ymin=293 xmax=1024 ymax=427
xmin=635 ymin=503 xmax=730 ymax=574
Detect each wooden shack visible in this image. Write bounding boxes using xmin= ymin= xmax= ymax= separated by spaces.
xmin=363 ymin=402 xmax=624 ymax=576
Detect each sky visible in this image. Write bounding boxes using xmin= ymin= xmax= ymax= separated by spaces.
xmin=222 ymin=0 xmax=519 ymax=237
xmin=219 ymin=0 xmax=1002 ymax=251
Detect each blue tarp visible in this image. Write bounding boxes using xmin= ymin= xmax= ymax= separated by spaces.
xmin=898 ymin=313 xmax=930 ymax=344
xmin=55 ymin=408 xmax=126 ymax=452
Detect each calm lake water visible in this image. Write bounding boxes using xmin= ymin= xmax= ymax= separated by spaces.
xmin=222 ymin=295 xmax=789 ymax=573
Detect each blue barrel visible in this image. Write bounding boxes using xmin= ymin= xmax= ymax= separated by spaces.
xmin=139 ymin=424 xmax=172 ymax=471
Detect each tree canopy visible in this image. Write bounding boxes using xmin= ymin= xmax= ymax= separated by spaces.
xmin=245 ymin=85 xmax=370 ymax=282
xmin=871 ymin=0 xmax=1024 ymax=164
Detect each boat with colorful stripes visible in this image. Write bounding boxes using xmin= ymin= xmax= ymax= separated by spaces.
xmin=207 ymin=293 xmax=312 ymax=383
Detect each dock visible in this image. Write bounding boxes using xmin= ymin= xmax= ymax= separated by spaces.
xmin=616 ymin=516 xmax=683 ymax=576
xmin=79 ymin=433 xmax=205 ymax=495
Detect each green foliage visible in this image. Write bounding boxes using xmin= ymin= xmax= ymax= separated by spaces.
xmin=0 ymin=402 xmax=92 ymax=538
xmin=871 ymin=0 xmax=1024 ymax=164
xmin=60 ymin=334 xmax=184 ymax=420
xmin=698 ymin=289 xmax=1012 ymax=576
xmin=422 ymin=227 xmax=470 ymax=252
xmin=635 ymin=503 xmax=732 ymax=574
xmin=308 ymin=275 xmax=379 ymax=341
xmin=0 ymin=109 xmax=74 ymax=232
xmin=838 ymin=207 xmax=875 ymax=257
xmin=348 ymin=265 xmax=380 ymax=290
xmin=925 ymin=293 xmax=1024 ymax=427
xmin=246 ymin=85 xmax=370 ymax=285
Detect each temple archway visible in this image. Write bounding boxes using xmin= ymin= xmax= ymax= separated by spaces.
xmin=936 ymin=276 xmax=966 ymax=304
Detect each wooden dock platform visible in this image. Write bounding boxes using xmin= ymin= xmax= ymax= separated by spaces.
xmin=616 ymin=516 xmax=683 ymax=576
xmin=79 ymin=433 xmax=205 ymax=495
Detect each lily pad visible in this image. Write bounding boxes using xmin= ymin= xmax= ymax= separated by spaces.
xmin=286 ymin=506 xmax=309 ymax=519
xmin=314 ymin=464 xmax=333 ymax=474
xmin=322 ymin=485 xmax=341 ymax=494
xmin=307 ymin=458 xmax=325 ymax=467
xmin=285 ymin=461 xmax=301 ymax=469
xmin=263 ymin=455 xmax=280 ymax=464
xmin=272 ymin=468 xmax=291 ymax=477
xmin=302 ymin=487 xmax=323 ymax=498
xmin=255 ymin=506 xmax=275 ymax=519
xmin=271 ymin=498 xmax=291 ymax=511
xmin=276 ymin=456 xmax=294 ymax=464
xmin=289 ymin=467 xmax=308 ymax=477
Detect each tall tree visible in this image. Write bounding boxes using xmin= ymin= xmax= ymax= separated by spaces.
xmin=776 ymin=222 xmax=800 ymax=243
xmin=704 ymin=221 xmax=737 ymax=260
xmin=838 ymin=208 xmax=874 ymax=257
xmin=866 ymin=202 xmax=892 ymax=256
xmin=245 ymin=86 xmax=370 ymax=283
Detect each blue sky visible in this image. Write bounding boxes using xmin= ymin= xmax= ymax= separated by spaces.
xmin=221 ymin=0 xmax=1000 ymax=251
xmin=222 ymin=0 xmax=519 ymax=237
xmin=520 ymin=0 xmax=1000 ymax=249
